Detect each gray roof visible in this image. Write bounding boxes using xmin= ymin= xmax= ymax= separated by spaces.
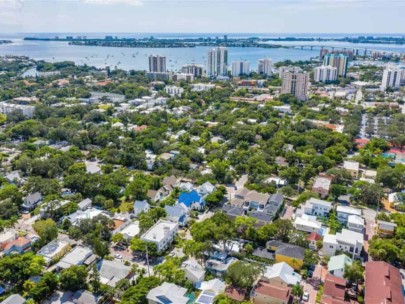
xmin=222 ymin=205 xmax=245 ymax=217
xmin=24 ymin=192 xmax=42 ymax=204
xmin=252 ymin=247 xmax=274 ymax=260
xmin=78 ymin=198 xmax=92 ymax=209
xmin=72 ymin=290 xmax=97 ymax=304
xmin=165 ymin=205 xmax=186 ymax=218
xmin=276 ymin=244 xmax=305 ymax=260
xmin=98 ymin=259 xmax=131 ymax=286
xmin=1 ymin=294 xmax=26 ymax=304
xmin=269 ymin=193 xmax=283 ymax=205
xmin=134 ymin=200 xmax=149 ymax=210
xmin=248 ymin=211 xmax=272 ymax=224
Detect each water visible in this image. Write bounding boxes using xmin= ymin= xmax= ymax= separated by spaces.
xmin=1 ymin=33 xmax=404 ymax=71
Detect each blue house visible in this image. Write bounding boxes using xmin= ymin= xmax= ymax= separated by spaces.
xmin=178 ymin=190 xmax=205 ymax=211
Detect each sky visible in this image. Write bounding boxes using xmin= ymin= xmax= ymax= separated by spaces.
xmin=0 ymin=0 xmax=404 ymax=34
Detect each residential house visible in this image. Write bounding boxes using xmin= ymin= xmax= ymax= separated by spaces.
xmin=97 ymin=259 xmax=133 ymax=287
xmin=347 ymin=215 xmax=365 ymax=233
xmin=377 ymin=220 xmax=397 ymax=236
xmin=267 ymin=241 xmax=305 ymax=270
xmin=195 ymin=279 xmax=226 ymax=304
xmin=198 ymin=182 xmax=216 ymax=196
xmin=322 ymin=229 xmax=363 ymax=258
xmin=252 ymin=280 xmax=292 ymax=304
xmin=3 ymin=237 xmax=31 ymax=255
xmin=85 ymin=161 xmax=102 ymax=174
xmin=0 ymin=230 xmax=17 ymax=249
xmin=222 ymin=205 xmax=245 ymax=220
xmin=22 ymin=192 xmax=43 ymax=211
xmin=77 ymin=198 xmax=92 ymax=211
xmin=65 ymin=207 xmax=108 ymax=226
xmin=38 ymin=240 xmax=70 ymax=265
xmin=328 ymin=254 xmax=353 ymax=279
xmin=224 ymin=286 xmax=246 ymax=302
xmin=262 ymin=262 xmax=302 ymax=286
xmin=365 ymin=261 xmax=405 ymax=304
xmin=182 ymin=259 xmax=205 ymax=285
xmin=248 ymin=211 xmax=273 ymax=226
xmin=312 ymin=175 xmax=333 ymax=198
xmin=343 ymin=161 xmax=360 ymax=179
xmin=1 ymin=294 xmax=26 ymax=304
xmin=134 ymin=200 xmax=150 ymax=217
xmin=205 ymin=251 xmax=237 ymax=276
xmin=252 ymin=247 xmax=274 ymax=261
xmin=178 ymin=190 xmax=205 ymax=211
xmin=336 ymin=206 xmax=362 ymax=224
xmin=233 ymin=188 xmax=270 ymax=211
xmin=147 ymin=282 xmax=189 ymax=304
xmin=119 ymin=221 xmax=140 ymax=240
xmin=165 ymin=205 xmax=188 ymax=226
xmin=72 ymin=290 xmax=97 ymax=304
xmin=321 ymin=274 xmax=347 ymax=304
xmin=54 ymin=246 xmax=93 ymax=271
xmin=297 ymin=198 xmax=332 ymax=217
xmin=293 ymin=214 xmax=323 ymax=234
xmin=4 ymin=171 xmax=23 ymax=185
xmin=307 ymin=232 xmax=322 ymax=250
xmin=140 ymin=219 xmax=178 ymax=253
xmin=263 ymin=193 xmax=284 ymax=219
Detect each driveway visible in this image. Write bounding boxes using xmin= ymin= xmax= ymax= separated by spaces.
xmin=302 ymin=281 xmax=317 ymax=304
xmin=363 ymin=208 xmax=377 ymax=259
xmin=281 ymin=205 xmax=294 ymax=220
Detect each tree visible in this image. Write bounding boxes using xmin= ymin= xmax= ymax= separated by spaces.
xmin=60 ymin=265 xmax=88 ymax=291
xmin=183 ymin=240 xmax=209 ymax=264
xmin=235 ymin=216 xmax=257 ymax=240
xmin=93 ymin=238 xmax=110 ymax=258
xmin=121 ymin=276 xmax=160 ymax=304
xmin=30 ymin=272 xmax=59 ymax=303
xmin=33 ymin=219 xmax=59 ymax=243
xmin=89 ymin=264 xmax=101 ymax=293
xmin=273 ymin=219 xmax=293 ymax=242
xmin=0 ymin=253 xmax=45 ymax=285
xmin=226 ymin=261 xmax=262 ymax=289
xmin=344 ymin=260 xmax=364 ymax=284
xmin=256 ymin=223 xmax=277 ymax=244
xmin=191 ymin=212 xmax=236 ymax=252
xmin=154 ymin=257 xmax=185 ymax=285
xmin=369 ymin=238 xmax=399 ymax=263
xmin=130 ymin=237 xmax=158 ymax=256
xmin=292 ymin=284 xmax=304 ymax=301
xmin=358 ymin=183 xmax=383 ymax=207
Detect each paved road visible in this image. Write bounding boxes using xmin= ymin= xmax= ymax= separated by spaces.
xmin=363 ymin=208 xmax=377 ymax=259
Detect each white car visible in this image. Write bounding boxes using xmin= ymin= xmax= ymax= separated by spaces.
xmin=302 ymin=291 xmax=309 ymax=302
xmin=114 ymin=254 xmax=123 ymax=259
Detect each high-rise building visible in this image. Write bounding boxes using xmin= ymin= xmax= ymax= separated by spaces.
xmin=181 ymin=64 xmax=203 ymax=78
xmin=323 ymin=54 xmax=348 ymax=77
xmin=381 ymin=65 xmax=402 ymax=91
xmin=258 ymin=58 xmax=273 ymax=76
xmin=206 ymin=47 xmax=228 ymax=77
xmin=281 ymin=70 xmax=309 ymax=101
xmin=231 ymin=61 xmax=250 ymax=77
xmin=278 ymin=66 xmax=301 ymax=79
xmin=313 ymin=65 xmax=338 ymax=83
xmin=149 ymin=55 xmax=166 ymax=73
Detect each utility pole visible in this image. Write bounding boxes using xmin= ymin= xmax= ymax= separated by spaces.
xmin=145 ymin=245 xmax=150 ymax=277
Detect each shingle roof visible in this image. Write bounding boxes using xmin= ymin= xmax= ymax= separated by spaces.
xmin=275 ymin=244 xmax=305 ymax=260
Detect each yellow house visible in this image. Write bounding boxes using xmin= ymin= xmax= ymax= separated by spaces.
xmin=267 ymin=240 xmax=305 ymax=271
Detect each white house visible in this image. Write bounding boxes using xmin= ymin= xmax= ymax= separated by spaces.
xmin=297 ymin=198 xmax=332 ymax=217
xmin=347 ymin=215 xmax=365 ymax=233
xmin=140 ymin=220 xmax=178 ymax=253
xmin=262 ymin=262 xmax=302 ymax=286
xmin=328 ymin=254 xmax=353 ymax=278
xmin=182 ymin=259 xmax=205 ymax=285
xmin=322 ymin=229 xmax=363 ymax=258
xmin=134 ymin=200 xmax=150 ymax=217
xmin=147 ymin=282 xmax=189 ymax=304
xmin=294 ymin=214 xmax=323 ymax=234
xmin=197 ymin=182 xmax=216 ymax=196
xmin=336 ymin=206 xmax=362 ymax=224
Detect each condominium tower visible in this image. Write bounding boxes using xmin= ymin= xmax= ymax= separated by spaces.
xmin=281 ymin=70 xmax=309 ymax=101
xmin=323 ymin=54 xmax=348 ymax=77
xmin=381 ymin=65 xmax=403 ymax=91
xmin=149 ymin=55 xmax=166 ymax=73
xmin=206 ymin=47 xmax=228 ymax=77
xmin=313 ymin=65 xmax=338 ymax=83
xmin=231 ymin=61 xmax=250 ymax=77
xmin=258 ymin=58 xmax=273 ymax=76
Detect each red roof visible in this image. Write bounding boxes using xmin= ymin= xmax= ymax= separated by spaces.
xmin=365 ymin=261 xmax=405 ymax=304
xmin=321 ymin=295 xmax=349 ymax=304
xmin=4 ymin=237 xmax=30 ymax=250
xmin=254 ymin=280 xmax=291 ymax=302
xmin=307 ymin=232 xmax=322 ymax=241
xmin=225 ymin=286 xmax=246 ymax=302
xmin=323 ymin=274 xmax=346 ymax=301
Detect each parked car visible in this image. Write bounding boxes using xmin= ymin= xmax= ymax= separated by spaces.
xmin=302 ymin=291 xmax=309 ymax=302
